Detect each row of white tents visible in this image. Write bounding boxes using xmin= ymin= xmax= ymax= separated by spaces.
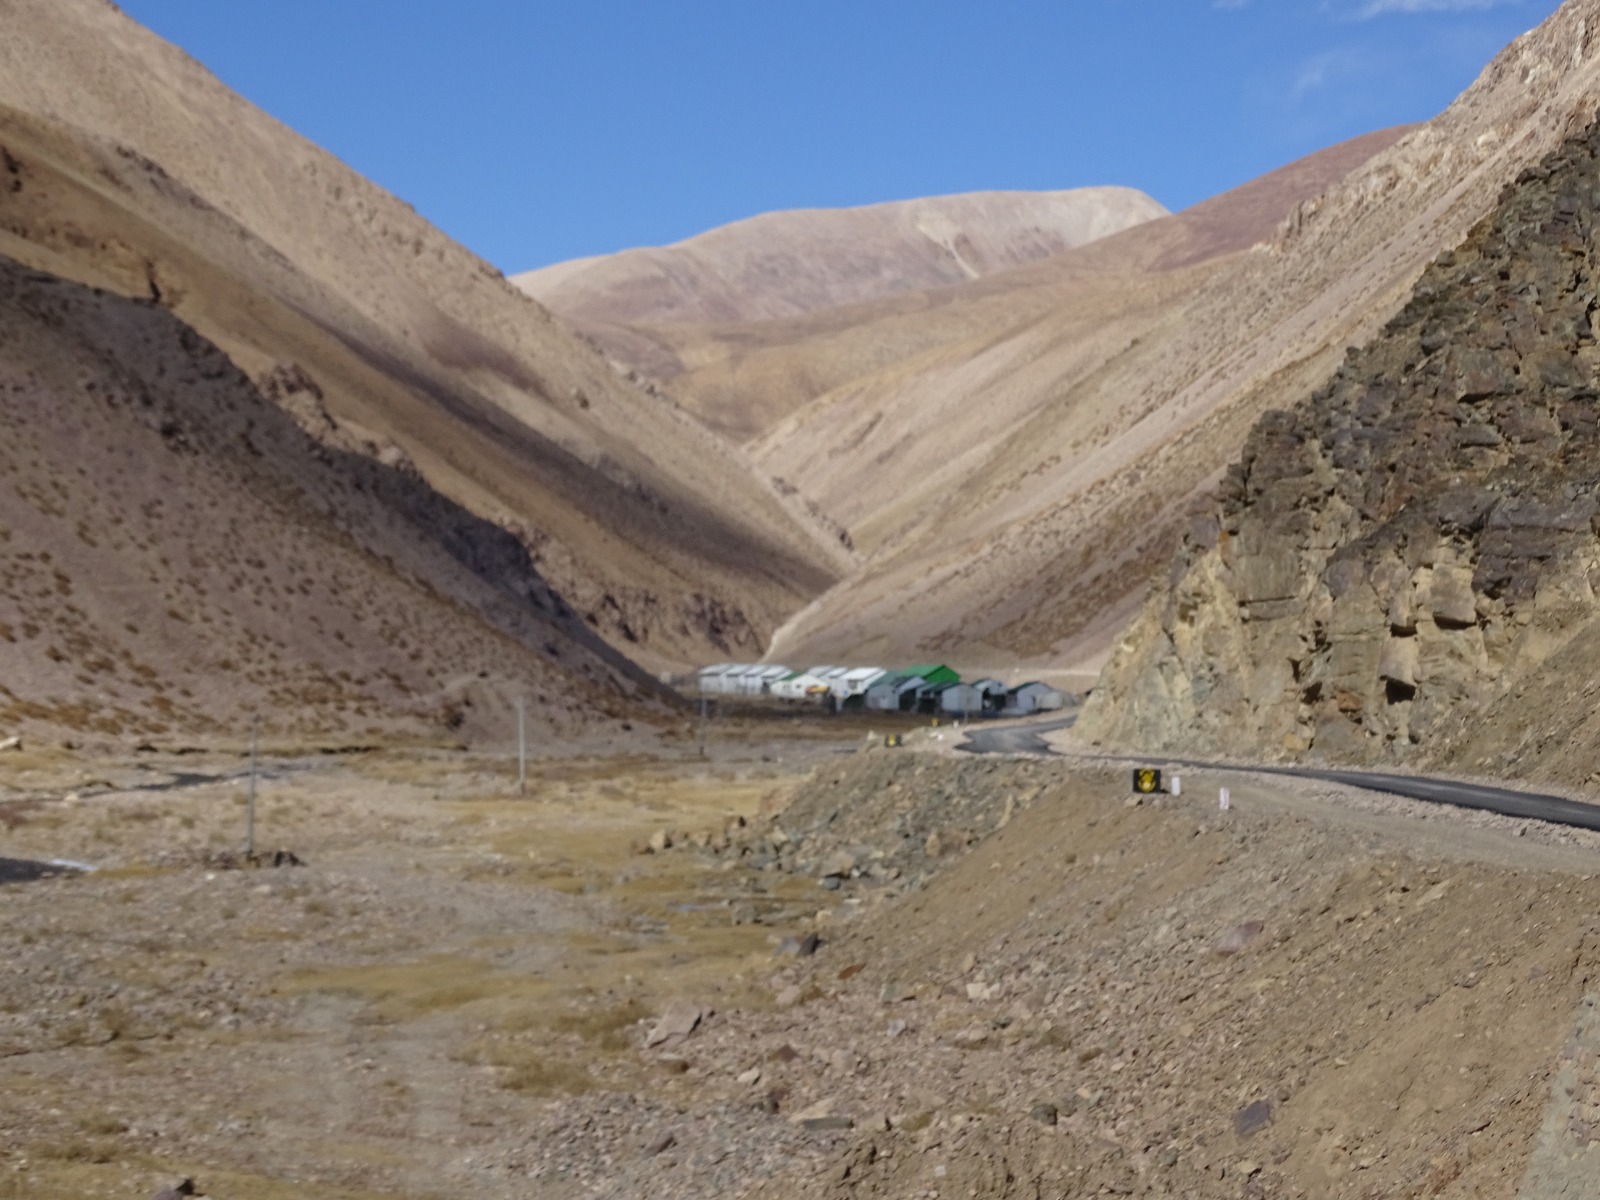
xmin=695 ymin=663 xmax=883 ymax=700
xmin=694 ymin=663 xmax=1070 ymax=716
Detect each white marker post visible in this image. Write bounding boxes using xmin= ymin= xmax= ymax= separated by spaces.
xmin=1219 ymin=786 xmax=1231 ymax=812
xmin=1171 ymin=775 xmax=1182 ymax=797
xmin=516 ymin=697 xmax=527 ymax=797
xmin=245 ymin=712 xmax=260 ymax=858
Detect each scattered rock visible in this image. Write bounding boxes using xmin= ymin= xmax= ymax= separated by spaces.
xmin=949 ymin=1025 xmax=991 ymax=1050
xmin=789 ymin=1098 xmax=834 ymax=1124
xmin=0 ymin=735 xmax=19 ymax=752
xmin=644 ymin=1131 xmax=676 ymax=1156
xmin=880 ymin=981 xmax=911 ymax=1003
xmin=737 ymin=1067 xmax=762 ymax=1086
xmin=821 ymin=850 xmax=856 ymax=878
xmin=1213 ymin=920 xmax=1265 ymax=956
xmin=801 ymin=1114 xmax=855 ymax=1132
xmin=648 ymin=829 xmax=673 ymax=854
xmin=645 ymin=999 xmax=704 ymax=1048
xmin=1234 ymin=1098 xmax=1275 ymax=1138
xmin=774 ymin=985 xmax=803 ymax=1008
xmin=1029 ymin=1101 xmax=1059 ymax=1126
xmin=152 ymin=1182 xmax=197 ymax=1200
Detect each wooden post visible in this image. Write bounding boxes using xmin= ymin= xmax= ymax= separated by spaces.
xmin=516 ymin=697 xmax=527 ymax=797
xmin=246 ymin=712 xmax=259 ymax=858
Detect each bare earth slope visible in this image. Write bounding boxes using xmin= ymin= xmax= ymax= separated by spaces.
xmin=0 ymin=255 xmax=658 ymax=744
xmin=0 ymin=0 xmax=850 ymax=673
xmin=1080 ymin=110 xmax=1600 ymax=793
xmin=758 ymin=2 xmax=1600 ymax=674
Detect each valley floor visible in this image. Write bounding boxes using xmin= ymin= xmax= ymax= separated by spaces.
xmin=1 ymin=723 xmax=1599 ymax=1198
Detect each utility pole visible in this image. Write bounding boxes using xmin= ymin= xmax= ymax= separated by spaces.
xmin=245 ymin=712 xmax=259 ymax=859
xmin=516 ymin=696 xmax=527 ymax=796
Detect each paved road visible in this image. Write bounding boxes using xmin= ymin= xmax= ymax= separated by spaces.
xmin=0 ymin=857 xmax=84 ymax=885
xmin=956 ymin=715 xmax=1075 ymax=755
xmin=958 ymin=715 xmax=1600 ymax=834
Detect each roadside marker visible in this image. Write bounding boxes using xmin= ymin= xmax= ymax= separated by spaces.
xmin=516 ymin=696 xmax=527 ymax=796
xmin=245 ymin=712 xmax=259 ymax=857
xmin=1219 ymin=787 xmax=1230 ymax=811
xmin=1171 ymin=775 xmax=1182 ymax=797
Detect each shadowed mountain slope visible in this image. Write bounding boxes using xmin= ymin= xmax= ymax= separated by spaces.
xmin=0 ymin=0 xmax=851 ymax=674
xmin=0 ymin=255 xmax=660 ymax=743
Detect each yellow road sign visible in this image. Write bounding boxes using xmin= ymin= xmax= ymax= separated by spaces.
xmin=1132 ymin=768 xmax=1163 ymax=794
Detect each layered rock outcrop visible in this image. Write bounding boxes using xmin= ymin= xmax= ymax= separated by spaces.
xmin=1081 ymin=117 xmax=1600 ymax=768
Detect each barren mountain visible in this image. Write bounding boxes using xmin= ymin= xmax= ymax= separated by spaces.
xmin=515 ymin=186 xmax=1167 ymax=328
xmin=0 ymin=0 xmax=851 ymax=675
xmin=752 ymin=1 xmax=1600 ymax=674
xmin=1081 ymin=107 xmax=1600 ymax=789
xmin=514 ymin=188 xmax=1170 ymax=443
xmin=0 ymin=254 xmax=659 ymax=743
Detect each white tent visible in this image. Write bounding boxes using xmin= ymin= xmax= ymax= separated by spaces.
xmin=830 ymin=667 xmax=886 ymax=698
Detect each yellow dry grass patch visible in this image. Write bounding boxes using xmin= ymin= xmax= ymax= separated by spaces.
xmin=284 ymin=955 xmax=551 ymax=1021
xmin=6 ymin=1151 xmax=441 ymax=1200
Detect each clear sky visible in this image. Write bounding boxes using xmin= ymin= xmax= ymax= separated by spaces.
xmin=117 ymin=0 xmax=1564 ymax=274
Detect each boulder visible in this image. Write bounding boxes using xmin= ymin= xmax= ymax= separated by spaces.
xmin=645 ymin=999 xmax=704 ymax=1048
xmin=1212 ymin=920 xmax=1265 ymax=956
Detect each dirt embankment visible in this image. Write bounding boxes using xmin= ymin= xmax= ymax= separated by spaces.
xmin=550 ymin=748 xmax=1600 ymax=1199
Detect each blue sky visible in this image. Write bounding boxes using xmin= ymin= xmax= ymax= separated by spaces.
xmin=118 ymin=1 xmax=1564 ymax=273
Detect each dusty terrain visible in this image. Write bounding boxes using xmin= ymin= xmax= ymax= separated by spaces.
xmin=6 ymin=725 xmax=1600 ymax=1199
xmin=0 ymin=0 xmax=851 ymax=673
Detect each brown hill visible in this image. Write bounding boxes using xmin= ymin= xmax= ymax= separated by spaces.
xmin=0 ymin=0 xmax=851 ymax=675
xmin=749 ymin=0 xmax=1600 ymax=675
xmin=0 ymin=254 xmax=659 ymax=744
xmin=514 ymin=187 xmax=1167 ymax=328
xmin=513 ymin=189 xmax=1169 ymax=443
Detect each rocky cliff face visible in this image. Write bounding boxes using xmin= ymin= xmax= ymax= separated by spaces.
xmin=1081 ymin=117 xmax=1600 ymax=772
